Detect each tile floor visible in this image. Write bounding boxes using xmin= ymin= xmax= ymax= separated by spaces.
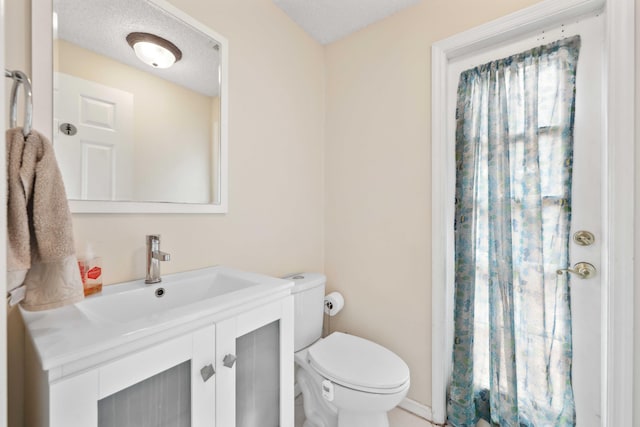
xmin=295 ymin=395 xmax=433 ymax=427
xmin=388 ymin=407 xmax=434 ymax=427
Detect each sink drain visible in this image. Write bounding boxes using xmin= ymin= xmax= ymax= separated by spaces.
xmin=155 ymin=287 xmax=166 ymax=298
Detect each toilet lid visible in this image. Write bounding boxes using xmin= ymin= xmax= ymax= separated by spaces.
xmin=308 ymin=332 xmax=410 ymax=394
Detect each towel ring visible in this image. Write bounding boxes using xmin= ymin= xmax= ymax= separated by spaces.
xmin=4 ymin=69 xmax=33 ymax=137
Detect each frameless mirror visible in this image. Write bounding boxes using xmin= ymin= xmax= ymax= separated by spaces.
xmin=38 ymin=0 xmax=228 ymax=213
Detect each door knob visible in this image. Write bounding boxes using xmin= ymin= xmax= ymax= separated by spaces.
xmin=59 ymin=122 xmax=77 ymax=136
xmin=223 ymin=354 xmax=237 ymax=368
xmin=556 ymin=262 xmax=596 ymax=279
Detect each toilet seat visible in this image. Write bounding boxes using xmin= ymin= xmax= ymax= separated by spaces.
xmin=307 ymin=332 xmax=410 ymax=394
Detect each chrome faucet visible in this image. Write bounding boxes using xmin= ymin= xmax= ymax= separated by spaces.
xmin=145 ymin=234 xmax=171 ymax=284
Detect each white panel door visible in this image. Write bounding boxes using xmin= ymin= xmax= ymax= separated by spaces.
xmin=448 ymin=13 xmax=604 ymax=426
xmin=564 ymin=14 xmax=604 ymax=427
xmin=53 ymin=72 xmax=133 ymax=200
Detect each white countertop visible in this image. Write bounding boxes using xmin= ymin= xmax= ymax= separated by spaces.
xmin=21 ymin=266 xmax=293 ymax=376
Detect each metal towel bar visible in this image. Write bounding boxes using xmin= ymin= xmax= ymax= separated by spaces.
xmin=4 ymin=68 xmax=33 ymax=137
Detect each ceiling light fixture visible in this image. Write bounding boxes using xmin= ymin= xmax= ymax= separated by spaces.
xmin=126 ymin=32 xmax=182 ymax=69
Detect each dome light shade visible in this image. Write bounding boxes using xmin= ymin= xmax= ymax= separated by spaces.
xmin=126 ymin=32 xmax=182 ymax=69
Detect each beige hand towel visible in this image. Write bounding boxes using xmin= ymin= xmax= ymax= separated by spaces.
xmin=6 ymin=127 xmax=83 ymax=311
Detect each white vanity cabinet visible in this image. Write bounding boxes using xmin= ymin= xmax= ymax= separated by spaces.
xmin=23 ymin=266 xmax=295 ymax=427
xmin=216 ymin=298 xmax=294 ymax=427
xmin=45 ymin=326 xmax=216 ymax=427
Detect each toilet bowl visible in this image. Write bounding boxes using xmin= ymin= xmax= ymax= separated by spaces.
xmin=296 ymin=332 xmax=410 ymax=427
xmin=284 ymin=273 xmax=410 ymax=427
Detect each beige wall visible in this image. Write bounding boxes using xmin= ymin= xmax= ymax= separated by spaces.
xmin=56 ymin=39 xmax=215 ymax=203
xmin=635 ymin=1 xmax=639 ymax=426
xmin=323 ymin=0 xmax=544 ymax=405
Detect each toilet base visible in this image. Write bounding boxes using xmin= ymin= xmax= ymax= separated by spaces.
xmin=337 ymin=410 xmax=389 ymax=427
xmin=297 ymin=364 xmax=338 ymax=427
xmin=295 ymin=346 xmax=407 ymax=427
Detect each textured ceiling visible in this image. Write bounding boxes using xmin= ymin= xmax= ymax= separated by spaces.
xmin=54 ymin=0 xmax=221 ymax=97
xmin=273 ymin=0 xmax=421 ymax=45
xmin=54 ymin=0 xmax=420 ymax=96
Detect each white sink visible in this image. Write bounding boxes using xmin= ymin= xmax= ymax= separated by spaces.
xmin=21 ymin=266 xmax=294 ymax=370
xmin=20 ymin=266 xmax=293 ymax=379
xmin=76 ymin=269 xmax=258 ymax=324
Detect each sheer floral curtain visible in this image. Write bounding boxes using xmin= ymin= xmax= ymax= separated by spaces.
xmin=447 ymin=36 xmax=581 ymax=427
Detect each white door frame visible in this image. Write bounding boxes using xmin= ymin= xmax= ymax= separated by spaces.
xmin=430 ymin=0 xmax=635 ymax=425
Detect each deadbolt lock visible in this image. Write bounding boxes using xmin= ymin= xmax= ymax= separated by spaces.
xmin=573 ymin=230 xmax=595 ymax=246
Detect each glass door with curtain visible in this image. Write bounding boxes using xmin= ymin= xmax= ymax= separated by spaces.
xmin=446 ymin=12 xmax=603 ymax=427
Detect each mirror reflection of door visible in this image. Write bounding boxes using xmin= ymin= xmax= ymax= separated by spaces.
xmin=54 ymin=72 xmax=134 ymax=201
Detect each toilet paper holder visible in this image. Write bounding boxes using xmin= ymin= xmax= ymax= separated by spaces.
xmin=324 ymin=292 xmax=344 ymax=316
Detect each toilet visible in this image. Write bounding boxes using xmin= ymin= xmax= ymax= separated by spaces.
xmin=286 ymin=273 xmax=410 ymax=427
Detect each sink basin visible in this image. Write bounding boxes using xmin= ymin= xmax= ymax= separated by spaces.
xmin=76 ymin=267 xmax=271 ymax=324
xmin=21 ymin=265 xmax=294 ymax=371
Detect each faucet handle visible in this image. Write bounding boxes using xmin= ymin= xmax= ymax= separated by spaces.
xmin=153 ymin=251 xmax=171 ymax=262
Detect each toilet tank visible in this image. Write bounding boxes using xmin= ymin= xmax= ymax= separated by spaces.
xmin=283 ymin=273 xmax=326 ymax=352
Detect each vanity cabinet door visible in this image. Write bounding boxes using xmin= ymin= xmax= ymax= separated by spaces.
xmin=215 ymin=297 xmax=294 ymax=427
xmin=49 ymin=326 xmax=216 ymax=427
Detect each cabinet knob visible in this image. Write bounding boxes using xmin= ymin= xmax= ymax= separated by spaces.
xmin=200 ymin=364 xmax=215 ymax=382
xmin=223 ymin=354 xmax=237 ymax=368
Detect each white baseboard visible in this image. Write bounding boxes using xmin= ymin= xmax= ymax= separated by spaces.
xmin=398 ymin=397 xmax=433 ymax=421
